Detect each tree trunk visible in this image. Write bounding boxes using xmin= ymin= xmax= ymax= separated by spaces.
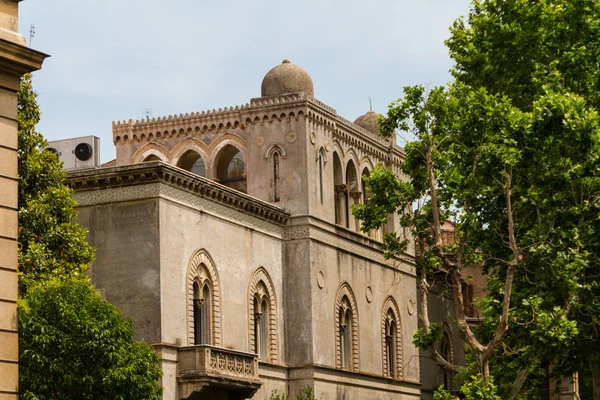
xmin=592 ymin=359 xmax=600 ymax=400
xmin=509 ymin=369 xmax=529 ymax=400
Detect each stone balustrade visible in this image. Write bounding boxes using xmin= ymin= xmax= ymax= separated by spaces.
xmin=177 ymin=345 xmax=261 ymax=399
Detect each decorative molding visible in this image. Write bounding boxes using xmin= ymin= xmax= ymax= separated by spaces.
xmin=264 ymin=143 xmax=287 ymax=160
xmin=381 ymin=296 xmax=403 ymax=380
xmin=67 ymin=163 xmax=289 ymax=228
xmin=334 ymin=282 xmax=360 ymax=372
xmin=317 ymin=271 xmax=325 ymax=289
xmin=248 ymin=267 xmax=278 ymax=363
xmin=286 ymin=131 xmax=297 ymax=143
xmin=187 ymin=249 xmax=221 ymax=346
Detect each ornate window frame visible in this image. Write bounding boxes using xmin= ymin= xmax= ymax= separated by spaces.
xmin=382 ymin=296 xmax=403 ymax=379
xmin=248 ymin=267 xmax=278 ymax=363
xmin=187 ymin=249 xmax=221 ymax=346
xmin=334 ymin=282 xmax=359 ymax=371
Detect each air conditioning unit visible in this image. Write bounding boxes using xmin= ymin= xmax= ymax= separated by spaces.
xmin=46 ymin=136 xmax=100 ymax=171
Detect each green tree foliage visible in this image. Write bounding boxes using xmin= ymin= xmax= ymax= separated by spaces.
xmin=19 ymin=278 xmax=163 ymax=400
xmin=446 ymin=1 xmax=600 ymax=397
xmin=17 ymin=74 xmax=94 ymax=295
xmin=17 ymin=74 xmax=163 ymax=399
xmin=355 ymin=1 xmax=600 ymax=398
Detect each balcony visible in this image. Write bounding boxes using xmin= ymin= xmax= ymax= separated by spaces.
xmin=177 ymin=345 xmax=261 ymax=400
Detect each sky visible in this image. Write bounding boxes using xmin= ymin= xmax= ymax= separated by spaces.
xmin=19 ymin=0 xmax=472 ymax=163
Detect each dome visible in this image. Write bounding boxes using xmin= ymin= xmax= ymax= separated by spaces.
xmin=354 ymin=111 xmax=380 ymax=135
xmin=261 ymin=59 xmax=314 ymax=97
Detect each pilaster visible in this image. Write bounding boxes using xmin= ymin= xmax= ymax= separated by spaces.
xmin=0 ymin=1 xmax=47 ymax=398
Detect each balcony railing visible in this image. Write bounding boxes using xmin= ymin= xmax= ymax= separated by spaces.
xmin=177 ymin=345 xmax=261 ymax=400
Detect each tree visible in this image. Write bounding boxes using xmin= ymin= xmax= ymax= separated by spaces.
xmin=354 ymin=5 xmax=600 ymax=396
xmin=355 ymin=1 xmax=600 ymax=398
xmin=446 ymin=1 xmax=600 ymax=398
xmin=17 ymin=74 xmax=94 ymax=295
xmin=17 ymin=74 xmax=163 ymax=399
xmin=19 ymin=278 xmax=163 ymax=400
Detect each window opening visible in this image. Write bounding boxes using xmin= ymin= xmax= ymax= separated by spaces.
xmin=273 ymin=152 xmax=280 ymax=202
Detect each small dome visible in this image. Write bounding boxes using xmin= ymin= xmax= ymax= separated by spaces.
xmin=354 ymin=111 xmax=380 ymax=135
xmin=261 ymin=59 xmax=314 ymax=97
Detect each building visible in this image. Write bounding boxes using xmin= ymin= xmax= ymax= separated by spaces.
xmin=67 ymin=59 xmax=429 ymax=399
xmin=0 ymin=1 xmax=47 ymax=398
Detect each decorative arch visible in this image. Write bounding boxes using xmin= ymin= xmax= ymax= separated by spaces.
xmin=381 ymin=296 xmax=403 ymax=379
xmin=316 ymin=146 xmax=328 ymax=164
xmin=334 ymin=282 xmax=359 ymax=371
xmin=248 ymin=267 xmax=278 ymax=363
xmin=170 ymin=139 xmax=210 ymax=166
xmin=344 ymin=148 xmax=360 ymax=173
xmin=131 ymin=142 xmax=169 ymax=164
xmin=187 ymin=249 xmax=221 ymax=346
xmin=359 ymin=157 xmax=374 ymax=176
xmin=264 ymin=143 xmax=287 ymax=160
xmin=208 ymin=132 xmax=247 ymax=156
xmin=331 ymin=141 xmax=345 ymax=162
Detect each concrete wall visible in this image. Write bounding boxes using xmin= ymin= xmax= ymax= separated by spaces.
xmin=77 ymin=199 xmax=162 ymax=343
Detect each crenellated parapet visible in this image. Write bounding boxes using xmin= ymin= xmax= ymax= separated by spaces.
xmin=112 ymin=91 xmax=404 ymax=174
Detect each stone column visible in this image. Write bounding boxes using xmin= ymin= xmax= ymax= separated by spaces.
xmin=0 ymin=1 xmax=47 ymax=398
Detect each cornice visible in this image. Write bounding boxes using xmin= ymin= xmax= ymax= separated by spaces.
xmin=66 ymin=162 xmax=290 ymax=225
xmin=0 ymin=37 xmax=48 ymax=76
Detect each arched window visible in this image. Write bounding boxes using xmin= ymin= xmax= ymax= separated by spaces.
xmin=346 ymin=160 xmax=359 ymax=230
xmin=382 ymin=297 xmax=402 ymax=379
xmin=440 ymin=332 xmax=453 ymax=391
xmin=254 ymin=294 xmax=268 ymax=360
xmin=335 ymin=283 xmax=359 ymax=371
xmin=385 ymin=309 xmax=397 ymax=377
xmin=177 ymin=150 xmax=206 ymax=177
xmin=273 ymin=152 xmax=280 ymax=202
xmin=216 ymin=145 xmax=246 ymax=193
xmin=339 ymin=297 xmax=352 ymax=369
xmin=187 ymin=250 xmax=221 ymax=346
xmin=361 ymin=167 xmax=370 ymax=204
xmin=333 ymin=152 xmax=345 ymax=225
xmin=193 ymin=281 xmax=212 ymax=344
xmin=248 ymin=268 xmax=278 ymax=363
xmin=318 ymin=153 xmax=324 ymax=204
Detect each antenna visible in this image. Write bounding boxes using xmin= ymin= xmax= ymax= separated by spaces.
xmin=368 ymin=97 xmax=373 ymax=112
xmin=144 ymin=108 xmax=153 ymax=119
xmin=29 ymin=24 xmax=35 ymax=47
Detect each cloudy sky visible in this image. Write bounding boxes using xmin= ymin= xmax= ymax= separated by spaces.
xmin=19 ymin=0 xmax=472 ymax=163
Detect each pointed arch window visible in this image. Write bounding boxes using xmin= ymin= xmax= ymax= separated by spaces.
xmin=273 ymin=152 xmax=280 ymax=202
xmin=385 ymin=309 xmax=397 ymax=377
xmin=193 ymin=281 xmax=211 ymax=344
xmin=335 ymin=283 xmax=359 ymax=371
xmin=248 ymin=268 xmax=278 ymax=363
xmin=187 ymin=250 xmax=221 ymax=346
xmin=178 ymin=150 xmax=206 ymax=177
xmin=440 ymin=332 xmax=453 ymax=391
xmin=318 ymin=153 xmax=324 ymax=204
xmin=382 ymin=297 xmax=402 ymax=379
xmin=339 ymin=297 xmax=352 ymax=369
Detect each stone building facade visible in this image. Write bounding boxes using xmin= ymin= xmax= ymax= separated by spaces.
xmin=0 ymin=1 xmax=47 ymax=398
xmin=68 ymin=60 xmax=430 ymax=399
